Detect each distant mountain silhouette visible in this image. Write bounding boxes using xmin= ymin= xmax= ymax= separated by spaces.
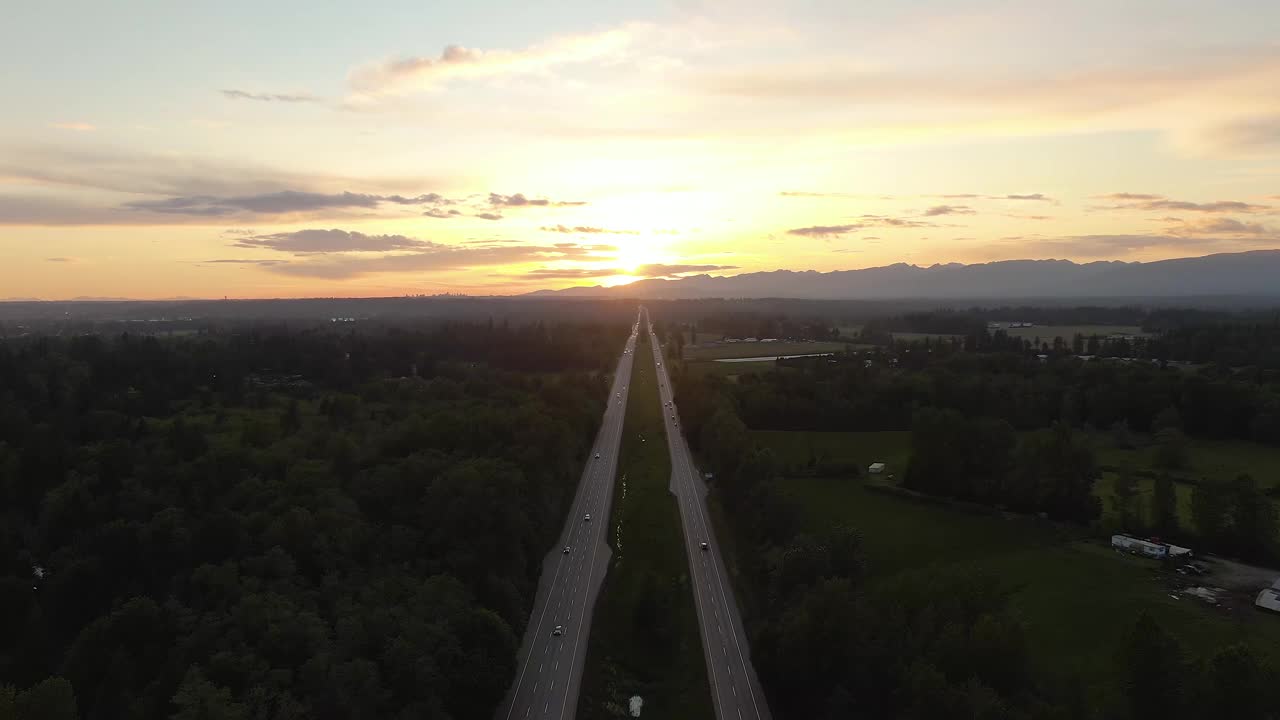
xmin=530 ymin=250 xmax=1280 ymax=299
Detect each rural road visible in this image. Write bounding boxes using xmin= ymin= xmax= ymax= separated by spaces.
xmin=494 ymin=311 xmax=640 ymax=720
xmin=646 ymin=311 xmax=773 ymax=720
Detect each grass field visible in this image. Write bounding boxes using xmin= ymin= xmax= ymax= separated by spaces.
xmin=577 ymin=333 xmax=713 ymax=720
xmin=752 ymin=429 xmax=911 ymax=478
xmin=778 ymin=477 xmax=1280 ymax=711
xmin=684 ymin=359 xmax=778 ymax=379
xmin=683 ymin=340 xmax=847 ymax=360
xmin=1094 ymin=435 xmax=1280 ymax=490
xmin=1002 ymin=324 xmax=1148 ymax=340
xmin=890 ymin=331 xmax=965 ymax=342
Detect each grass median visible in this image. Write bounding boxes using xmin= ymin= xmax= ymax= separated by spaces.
xmin=577 ymin=330 xmax=714 ymax=720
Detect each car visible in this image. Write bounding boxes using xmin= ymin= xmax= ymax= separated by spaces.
xmin=616 ymin=392 xmax=620 ymax=397
xmin=584 ymin=513 xmax=591 ymax=522
xmin=563 ymin=546 xmax=570 ymax=554
xmin=552 ymin=625 xmax=564 ymax=636
xmin=700 ymin=542 xmax=709 ymax=551
xmin=594 ymin=453 xmax=600 ymax=459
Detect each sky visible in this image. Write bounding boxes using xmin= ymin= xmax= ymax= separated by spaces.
xmin=2 ymin=0 xmax=1280 ymax=299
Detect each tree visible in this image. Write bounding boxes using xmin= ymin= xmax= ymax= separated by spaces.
xmin=1113 ymin=472 xmax=1141 ymax=531
xmin=1229 ymin=474 xmax=1278 ymax=559
xmin=1191 ymin=482 xmax=1229 ymax=544
xmin=1153 ymin=406 xmax=1183 ymax=433
xmin=1197 ymin=643 xmax=1275 ymax=720
xmin=1121 ymin=613 xmax=1186 ymax=720
xmin=1152 ymin=474 xmax=1180 ymax=537
xmin=14 ymin=677 xmax=78 ymax=720
xmin=1153 ymin=428 xmax=1189 ymax=471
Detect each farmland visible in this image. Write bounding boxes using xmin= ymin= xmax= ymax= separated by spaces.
xmin=682 ymin=339 xmax=849 ymax=360
xmin=777 ymin=476 xmax=1280 ymax=711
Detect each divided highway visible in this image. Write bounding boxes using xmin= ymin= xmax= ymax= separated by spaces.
xmin=495 ymin=313 xmax=641 ymax=720
xmin=646 ymin=311 xmax=773 ymax=720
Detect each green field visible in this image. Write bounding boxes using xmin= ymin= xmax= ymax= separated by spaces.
xmin=683 ymin=340 xmax=848 ymax=360
xmin=752 ymin=429 xmax=911 ymax=478
xmin=778 ymin=477 xmax=1280 ymax=711
xmin=1094 ymin=435 xmax=1280 ymax=490
xmin=890 ymin=331 xmax=964 ymax=342
xmin=683 ymin=359 xmax=779 ymax=380
xmin=577 ymin=333 xmax=713 ymax=720
xmin=1002 ymin=324 xmax=1148 ymax=340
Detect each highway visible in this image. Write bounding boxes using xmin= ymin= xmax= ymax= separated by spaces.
xmin=646 ymin=311 xmax=773 ymax=720
xmin=494 ymin=312 xmax=640 ymax=720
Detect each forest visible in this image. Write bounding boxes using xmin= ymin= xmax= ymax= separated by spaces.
xmin=0 ymin=320 xmax=625 ymax=719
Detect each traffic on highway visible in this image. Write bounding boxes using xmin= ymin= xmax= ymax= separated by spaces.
xmin=495 ymin=312 xmax=642 ymax=720
xmin=647 ymin=311 xmax=773 ymax=720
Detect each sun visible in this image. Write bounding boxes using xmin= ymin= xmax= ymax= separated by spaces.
xmin=612 ymin=237 xmax=664 ymax=275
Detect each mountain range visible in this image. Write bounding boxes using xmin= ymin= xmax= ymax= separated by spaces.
xmin=531 ymin=250 xmax=1280 ymax=300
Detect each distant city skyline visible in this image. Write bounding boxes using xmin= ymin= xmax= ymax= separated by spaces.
xmin=3 ymin=0 xmax=1280 ymax=298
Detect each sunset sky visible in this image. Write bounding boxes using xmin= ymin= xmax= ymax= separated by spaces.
xmin=3 ymin=0 xmax=1280 ymax=299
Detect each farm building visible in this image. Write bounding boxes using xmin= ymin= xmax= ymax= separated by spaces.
xmin=867 ymin=462 xmax=886 ymax=474
xmin=1111 ymin=534 xmax=1169 ymax=559
xmin=1257 ymin=589 xmax=1280 ymax=614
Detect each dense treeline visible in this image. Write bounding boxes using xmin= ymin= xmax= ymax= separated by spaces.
xmin=904 ymin=411 xmax=1101 ymax=523
xmin=0 ymin=321 xmax=625 ymax=718
xmin=720 ymin=352 xmax=1280 ymax=446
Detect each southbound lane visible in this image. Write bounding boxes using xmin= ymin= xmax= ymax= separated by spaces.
xmin=646 ymin=311 xmax=772 ymax=720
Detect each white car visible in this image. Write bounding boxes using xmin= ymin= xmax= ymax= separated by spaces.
xmin=552 ymin=625 xmax=564 ymax=636
xmin=584 ymin=513 xmax=591 ymax=522
xmin=594 ymin=453 xmax=601 ymax=459
xmin=700 ymin=542 xmax=709 ymax=551
xmin=563 ymin=546 xmax=570 ymax=554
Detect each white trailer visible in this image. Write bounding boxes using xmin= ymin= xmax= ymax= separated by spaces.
xmin=1111 ymin=534 xmax=1169 ymax=559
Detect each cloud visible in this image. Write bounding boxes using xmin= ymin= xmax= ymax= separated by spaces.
xmin=856 ymin=215 xmax=934 ymax=228
xmin=263 ymin=242 xmax=612 ymax=279
xmin=488 ymin=192 xmax=585 ymax=208
xmin=475 ymin=212 xmax=503 ymax=221
xmin=123 ymin=190 xmax=449 ymax=216
xmin=930 ymin=193 xmax=1053 ymax=202
xmin=199 ymin=259 xmax=287 ymax=266
xmin=541 ymin=224 xmax=638 ymax=235
xmin=1007 ymin=214 xmax=1054 ymax=221
xmin=779 ymin=190 xmax=864 ymax=198
xmin=50 ymin=122 xmax=95 ymax=131
xmin=522 ymin=267 xmax=621 ymax=280
xmin=1008 ymin=233 xmax=1280 ymax=258
xmin=787 ymin=215 xmax=937 ymax=237
xmin=787 ymin=224 xmax=863 ymax=238
xmin=1096 ymin=193 xmax=1163 ymax=201
xmin=1165 ymin=217 xmax=1274 ymax=236
xmin=221 ymin=89 xmax=319 ymax=103
xmin=233 ymin=229 xmax=434 ymax=253
xmin=634 ymin=263 xmax=738 ymax=277
xmin=45 ymin=257 xmax=74 ymax=263
xmin=1100 ymin=194 xmax=1271 ymax=214
xmin=1197 ymin=114 xmax=1280 ymax=152
xmin=924 ymin=205 xmax=975 ymax=216
xmin=348 ymin=27 xmax=636 ymax=96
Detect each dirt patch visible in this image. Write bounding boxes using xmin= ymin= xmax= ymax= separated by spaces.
xmin=1199 ymin=556 xmax=1280 ymax=593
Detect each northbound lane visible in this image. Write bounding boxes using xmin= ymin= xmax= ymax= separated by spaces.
xmin=495 ymin=312 xmax=641 ymax=720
